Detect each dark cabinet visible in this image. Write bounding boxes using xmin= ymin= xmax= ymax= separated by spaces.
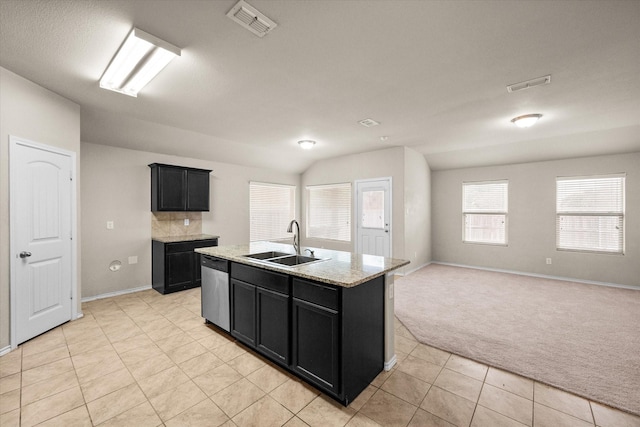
xmin=152 ymin=238 xmax=218 ymax=294
xmin=149 ymin=163 xmax=211 ymax=212
xmin=230 ymin=279 xmax=256 ymax=346
xmin=226 ymin=262 xmax=384 ymax=406
xmin=230 ymin=263 xmax=290 ymax=367
xmin=292 ymin=297 xmax=339 ymax=394
xmin=257 ymin=287 xmax=289 ymax=365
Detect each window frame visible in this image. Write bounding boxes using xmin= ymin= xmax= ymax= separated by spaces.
xmin=249 ymin=181 xmax=296 ymax=243
xmin=306 ymin=182 xmax=352 ymax=242
xmin=556 ymin=174 xmax=625 ymax=255
xmin=462 ymin=180 xmax=509 ymax=246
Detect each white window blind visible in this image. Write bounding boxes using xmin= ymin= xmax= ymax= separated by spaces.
xmin=462 ymin=180 xmax=508 ymax=245
xmin=306 ymin=183 xmax=351 ymax=241
xmin=249 ymin=182 xmax=295 ymax=242
xmin=556 ymin=174 xmax=625 ymax=253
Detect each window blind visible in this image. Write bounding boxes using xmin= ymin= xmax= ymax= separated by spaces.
xmin=249 ymin=182 xmax=295 ymax=242
xmin=462 ymin=180 xmax=508 ymax=244
xmin=556 ymin=174 xmax=625 ymax=253
xmin=306 ymin=183 xmax=351 ymax=241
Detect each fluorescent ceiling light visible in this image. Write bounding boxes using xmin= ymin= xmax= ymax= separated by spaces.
xmin=511 ymin=114 xmax=543 ymax=128
xmin=298 ymin=140 xmax=316 ymax=149
xmin=100 ymin=28 xmax=181 ymax=97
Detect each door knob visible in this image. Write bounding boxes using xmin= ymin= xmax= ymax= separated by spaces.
xmin=19 ymin=251 xmax=32 ymax=258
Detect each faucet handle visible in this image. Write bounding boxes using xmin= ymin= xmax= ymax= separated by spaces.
xmin=304 ymin=248 xmax=315 ymax=257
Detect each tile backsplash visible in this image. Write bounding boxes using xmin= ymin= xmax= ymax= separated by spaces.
xmin=152 ymin=212 xmax=202 ymax=238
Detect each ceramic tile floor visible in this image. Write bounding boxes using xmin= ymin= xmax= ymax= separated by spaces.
xmin=1 ymin=288 xmax=639 ymax=427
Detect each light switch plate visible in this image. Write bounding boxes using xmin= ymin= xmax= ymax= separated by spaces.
xmin=106 ymin=221 xmax=114 ymax=229
xmin=184 ymin=218 xmax=190 ymax=226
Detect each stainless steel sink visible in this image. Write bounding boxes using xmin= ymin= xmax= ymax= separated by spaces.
xmin=242 ymin=252 xmax=328 ymax=267
xmin=243 ymin=251 xmax=291 ymax=260
xmin=267 ymin=255 xmax=318 ymax=266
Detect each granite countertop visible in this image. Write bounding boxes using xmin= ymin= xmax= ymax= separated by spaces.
xmin=152 ymin=234 xmax=220 ymax=243
xmin=195 ymin=241 xmax=410 ymax=288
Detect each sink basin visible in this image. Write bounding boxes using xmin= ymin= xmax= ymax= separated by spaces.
xmin=243 ymin=251 xmax=291 ymax=260
xmin=267 ymin=255 xmax=319 ymax=266
xmin=242 ymin=252 xmax=328 ymax=267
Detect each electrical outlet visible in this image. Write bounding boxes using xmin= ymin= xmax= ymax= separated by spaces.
xmin=128 ymin=256 xmax=138 ymax=265
xmin=546 ymin=258 xmax=552 ymax=265
xmin=106 ymin=221 xmax=114 ymax=230
xmin=184 ymin=218 xmax=190 ymax=226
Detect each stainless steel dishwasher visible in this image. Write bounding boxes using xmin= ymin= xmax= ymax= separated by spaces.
xmin=201 ymin=255 xmax=230 ymax=332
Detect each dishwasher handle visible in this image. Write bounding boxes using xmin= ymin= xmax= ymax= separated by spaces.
xmin=201 ymin=255 xmax=229 ymax=273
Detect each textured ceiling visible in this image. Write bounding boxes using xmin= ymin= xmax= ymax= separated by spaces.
xmin=1 ymin=0 xmax=639 ymax=173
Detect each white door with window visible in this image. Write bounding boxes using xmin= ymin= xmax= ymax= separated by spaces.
xmin=10 ymin=137 xmax=74 ymax=345
xmin=356 ymin=178 xmax=391 ymax=257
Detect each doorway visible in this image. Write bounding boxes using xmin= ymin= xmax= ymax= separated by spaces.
xmin=10 ymin=136 xmax=77 ymax=347
xmin=355 ymin=178 xmax=391 ymax=257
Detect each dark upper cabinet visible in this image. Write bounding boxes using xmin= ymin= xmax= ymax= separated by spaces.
xmin=149 ymin=163 xmax=211 ymax=211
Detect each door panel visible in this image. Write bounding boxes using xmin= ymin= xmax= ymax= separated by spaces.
xmin=356 ymin=179 xmax=391 ymax=257
xmin=11 ymin=138 xmax=73 ymax=345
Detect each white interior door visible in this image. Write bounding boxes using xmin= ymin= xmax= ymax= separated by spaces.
xmin=356 ymin=178 xmax=391 ymax=257
xmin=10 ymin=137 xmax=73 ymax=345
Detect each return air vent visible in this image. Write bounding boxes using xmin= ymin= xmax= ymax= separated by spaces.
xmin=507 ymin=75 xmax=551 ymax=93
xmin=227 ymin=0 xmax=277 ymax=37
xmin=358 ymin=118 xmax=381 ymax=127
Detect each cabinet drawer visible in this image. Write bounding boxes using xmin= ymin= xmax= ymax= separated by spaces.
xmin=166 ymin=239 xmax=218 ymax=253
xmin=231 ymin=263 xmax=289 ymax=294
xmin=293 ymin=279 xmax=338 ymax=311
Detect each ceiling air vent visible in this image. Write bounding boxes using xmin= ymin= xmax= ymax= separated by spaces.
xmin=507 ymin=75 xmax=551 ymax=93
xmin=227 ymin=0 xmax=277 ymax=38
xmin=358 ymin=118 xmax=381 ymax=127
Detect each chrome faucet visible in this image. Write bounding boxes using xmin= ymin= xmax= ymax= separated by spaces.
xmin=287 ymin=219 xmax=300 ymax=254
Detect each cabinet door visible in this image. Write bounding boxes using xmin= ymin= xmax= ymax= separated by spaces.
xmin=166 ymin=251 xmax=193 ymax=291
xmin=186 ymin=169 xmax=210 ymax=211
xmin=231 ymin=279 xmax=256 ymax=347
xmin=292 ymin=298 xmax=340 ymax=395
xmin=256 ymin=287 xmax=289 ymax=365
xmin=158 ymin=167 xmax=186 ymax=211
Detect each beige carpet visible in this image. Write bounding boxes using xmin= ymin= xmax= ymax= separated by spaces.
xmin=394 ymin=264 xmax=640 ymax=416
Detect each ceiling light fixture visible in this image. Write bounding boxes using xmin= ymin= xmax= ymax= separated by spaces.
xmin=298 ymin=140 xmax=316 ymax=149
xmin=100 ymin=28 xmax=181 ymax=97
xmin=511 ymin=114 xmax=543 ymax=128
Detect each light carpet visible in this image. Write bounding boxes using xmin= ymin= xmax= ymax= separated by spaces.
xmin=394 ymin=263 xmax=640 ymax=416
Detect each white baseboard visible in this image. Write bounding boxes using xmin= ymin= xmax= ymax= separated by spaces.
xmin=81 ymin=285 xmax=152 ymax=303
xmin=433 ymin=262 xmax=638 ymax=291
xmin=0 ymin=345 xmax=12 ymax=356
xmin=384 ymin=354 xmax=397 ymax=371
xmin=395 ymin=261 xmax=431 ymax=276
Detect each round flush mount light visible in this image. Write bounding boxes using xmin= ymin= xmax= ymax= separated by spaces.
xmin=511 ymin=114 xmax=543 ymax=128
xmin=298 ymin=140 xmax=316 ymax=149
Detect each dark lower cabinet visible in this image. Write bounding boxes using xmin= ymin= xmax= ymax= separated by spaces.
xmin=230 ymin=279 xmax=256 ymax=347
xmin=256 ymin=287 xmax=289 ymax=365
xmin=227 ymin=262 xmax=384 ymax=406
xmin=152 ymin=238 xmax=218 ymax=294
xmin=292 ymin=298 xmax=339 ymax=394
xmin=230 ymin=263 xmax=290 ymax=367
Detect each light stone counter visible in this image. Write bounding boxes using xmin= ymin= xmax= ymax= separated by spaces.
xmin=152 ymin=234 xmax=220 ymax=243
xmin=195 ymin=241 xmax=409 ymax=288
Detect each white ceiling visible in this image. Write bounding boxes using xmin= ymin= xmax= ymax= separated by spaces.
xmin=1 ymin=0 xmax=639 ymax=173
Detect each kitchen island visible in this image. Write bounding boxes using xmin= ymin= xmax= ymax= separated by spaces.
xmin=196 ymin=242 xmax=409 ymax=406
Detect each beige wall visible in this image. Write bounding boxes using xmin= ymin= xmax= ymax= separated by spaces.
xmin=80 ymin=142 xmax=300 ymax=299
xmin=432 ymin=153 xmax=640 ymax=288
xmin=301 ymin=147 xmax=406 ymax=258
xmin=300 ymin=146 xmax=432 ymax=273
xmin=0 ymin=67 xmax=81 ymax=349
xmin=404 ymin=148 xmax=431 ymax=271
